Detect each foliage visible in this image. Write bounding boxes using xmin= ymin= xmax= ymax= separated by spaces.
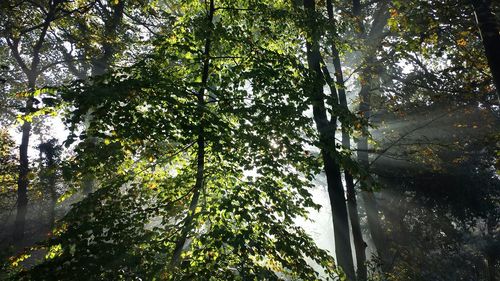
xmin=15 ymin=1 xmax=343 ymax=280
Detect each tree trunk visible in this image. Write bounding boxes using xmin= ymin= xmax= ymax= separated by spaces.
xmin=346 ymin=173 xmax=367 ymax=280
xmin=303 ymin=0 xmax=356 ymax=279
xmin=487 ymin=252 xmax=497 ymax=281
xmin=170 ymin=0 xmax=213 ymax=268
xmin=80 ymin=1 xmax=126 ymax=195
xmin=13 ymin=79 xmax=35 ymax=243
xmin=357 ymin=84 xmax=392 ymax=272
xmin=39 ymin=140 xmax=58 ymax=230
xmin=472 ymin=0 xmax=500 ymax=100
xmin=48 ymin=183 xmax=57 ymax=230
xmin=325 ymin=0 xmax=368 ymax=279
xmin=13 ymin=112 xmax=31 ymax=242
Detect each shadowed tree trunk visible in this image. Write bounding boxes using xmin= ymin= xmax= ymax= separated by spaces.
xmin=324 ymin=1 xmax=367 ymax=279
xmin=303 ymin=0 xmax=356 ymax=279
xmin=471 ymin=0 xmax=500 ymax=100
xmin=13 ymin=89 xmax=33 ymax=242
xmin=357 ymin=57 xmax=394 ymax=276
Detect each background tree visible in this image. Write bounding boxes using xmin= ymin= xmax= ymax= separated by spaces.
xmin=0 ymin=0 xmax=71 ymax=243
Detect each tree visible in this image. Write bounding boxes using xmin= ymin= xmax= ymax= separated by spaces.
xmin=346 ymin=0 xmax=393 ymax=274
xmin=349 ymin=0 xmax=500 ymax=278
xmin=302 ymin=0 xmax=356 ymax=279
xmin=0 ymin=0 xmax=66 ymax=242
xmin=56 ymin=0 xmax=170 ymax=194
xmin=323 ymin=0 xmax=368 ymax=278
xmin=18 ymin=0 xmax=340 ymax=279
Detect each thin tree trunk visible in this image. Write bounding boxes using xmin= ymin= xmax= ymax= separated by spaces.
xmin=48 ymin=185 xmax=57 ymax=230
xmin=39 ymin=141 xmax=58 ymax=230
xmin=326 ymin=0 xmax=367 ymax=279
xmin=170 ymin=0 xmax=214 ymax=268
xmin=303 ymin=0 xmax=355 ymax=279
xmin=472 ymin=0 xmax=500 ymax=100
xmin=346 ymin=173 xmax=367 ymax=280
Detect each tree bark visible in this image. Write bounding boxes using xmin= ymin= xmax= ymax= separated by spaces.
xmin=326 ymin=0 xmax=368 ymax=279
xmin=170 ymin=0 xmax=214 ymax=268
xmin=471 ymin=0 xmax=500 ymax=100
xmin=13 ymin=94 xmax=33 ymax=242
xmin=303 ymin=0 xmax=356 ymax=279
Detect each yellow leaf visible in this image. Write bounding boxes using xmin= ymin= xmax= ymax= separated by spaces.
xmin=10 ymin=253 xmax=31 ymax=267
xmin=45 ymin=244 xmax=62 ymax=259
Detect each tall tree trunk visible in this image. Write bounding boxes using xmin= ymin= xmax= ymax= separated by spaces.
xmin=325 ymin=0 xmax=368 ymax=279
xmin=471 ymin=0 xmax=500 ymax=100
xmin=303 ymin=0 xmax=356 ymax=279
xmin=13 ymin=87 xmax=34 ymax=242
xmin=48 ymin=182 xmax=57 ymax=230
xmin=346 ymin=173 xmax=367 ymax=280
xmin=170 ymin=0 xmax=214 ymax=268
